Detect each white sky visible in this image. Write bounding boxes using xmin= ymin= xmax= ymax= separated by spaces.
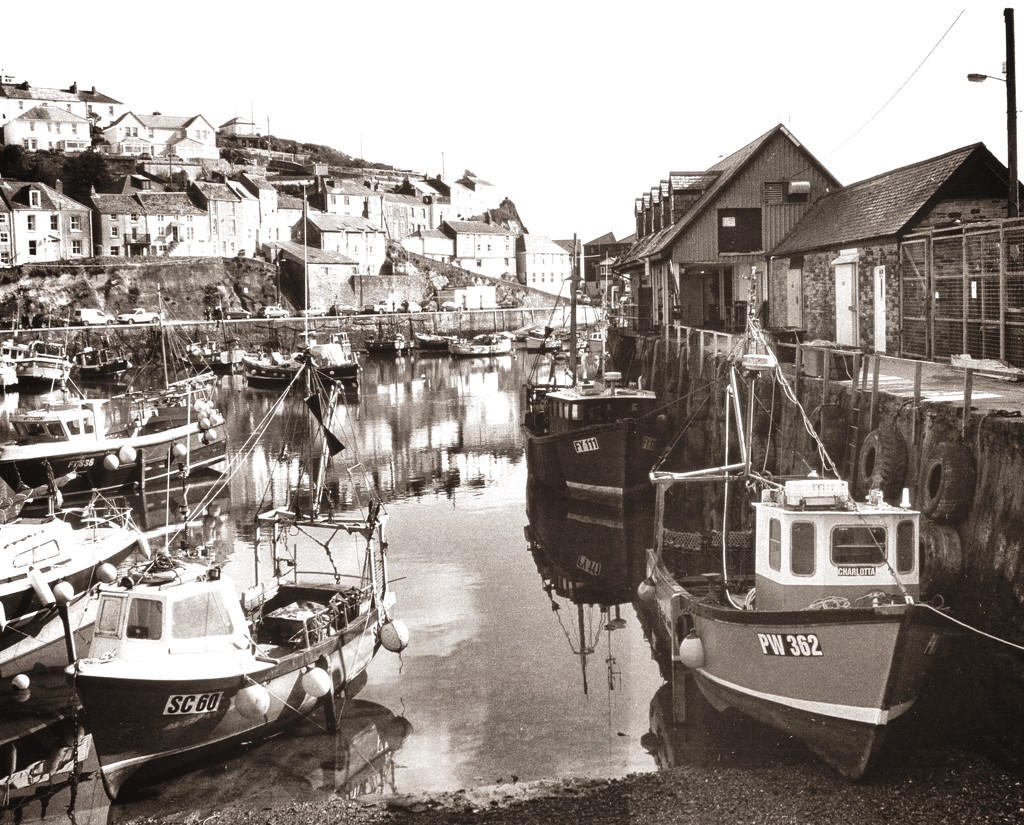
xmin=2 ymin=1 xmax=1020 ymax=243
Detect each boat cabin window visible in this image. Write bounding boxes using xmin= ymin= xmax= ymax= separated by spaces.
xmin=896 ymin=520 xmax=915 ymax=573
xmin=768 ymin=518 xmax=781 ymax=570
xmin=126 ymin=597 xmax=163 ymax=640
xmin=95 ymin=596 xmax=123 ymax=637
xmin=791 ymin=522 xmax=815 ymax=576
xmin=831 ymin=525 xmax=886 ymax=567
xmin=172 ymin=590 xmax=235 ymax=639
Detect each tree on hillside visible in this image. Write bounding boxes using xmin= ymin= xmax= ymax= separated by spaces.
xmin=61 ymin=151 xmax=110 ymax=204
xmin=0 ymin=145 xmax=38 ymax=181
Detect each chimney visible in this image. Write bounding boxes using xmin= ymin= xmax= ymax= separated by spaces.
xmin=70 ymin=82 xmax=78 ymax=94
xmin=55 ymin=179 xmax=63 ymax=195
xmin=91 ymin=86 xmax=96 ymax=94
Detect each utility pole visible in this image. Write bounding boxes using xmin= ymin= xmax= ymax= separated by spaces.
xmin=1007 ymin=7 xmax=1018 ymax=217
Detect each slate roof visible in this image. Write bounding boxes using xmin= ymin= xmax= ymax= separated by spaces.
xmin=91 ymin=193 xmax=142 ymax=213
xmin=277 ymin=194 xmax=305 ymax=210
xmin=0 ymin=83 xmax=77 ymax=104
xmin=307 ymin=213 xmax=380 ymax=232
xmin=135 ymin=192 xmax=205 ymax=215
xmin=444 ymin=219 xmax=514 ymax=236
xmin=192 ymin=181 xmax=240 ymax=201
xmin=773 ymin=143 xmax=995 ymax=255
xmin=0 ymin=180 xmax=90 ymax=212
xmin=520 ymin=235 xmax=572 ymax=254
xmin=586 ymin=232 xmax=618 ymax=246
xmin=12 ymin=105 xmax=91 ymax=125
xmin=136 ymin=114 xmax=209 ymax=130
xmin=277 ymin=240 xmax=357 ymax=265
xmin=383 ymin=192 xmax=424 ymax=207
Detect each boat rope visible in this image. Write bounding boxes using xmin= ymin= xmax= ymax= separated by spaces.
xmin=240 ymin=674 xmax=334 ymax=735
xmin=919 ymin=602 xmax=1024 ymax=654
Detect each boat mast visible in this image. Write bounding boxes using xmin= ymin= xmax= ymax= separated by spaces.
xmin=158 ymin=284 xmax=169 ymax=388
xmin=303 ymin=186 xmax=309 ymax=341
xmin=570 ymin=234 xmax=578 ymax=386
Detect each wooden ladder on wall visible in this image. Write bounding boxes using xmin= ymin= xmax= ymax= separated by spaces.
xmin=844 ymin=354 xmax=869 ymax=483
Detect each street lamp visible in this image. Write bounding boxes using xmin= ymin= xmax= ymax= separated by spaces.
xmin=967 ymin=7 xmax=1018 ymax=217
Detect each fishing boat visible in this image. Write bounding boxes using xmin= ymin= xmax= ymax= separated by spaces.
xmin=1 ymin=340 xmax=73 ymax=389
xmin=0 ymin=486 xmax=150 ymax=675
xmin=242 ymin=333 xmax=359 ymax=388
xmin=73 ymin=344 xmax=131 ymax=380
xmin=0 ymin=360 xmax=16 ymax=392
xmin=364 ymin=324 xmax=412 ymax=355
xmin=639 ymin=328 xmax=950 ymax=779
xmin=447 ymin=333 xmax=513 ymax=357
xmin=412 ymin=331 xmax=454 ymax=351
xmin=181 ymin=336 xmax=245 ymax=374
xmin=523 ymin=326 xmax=563 ymax=353
xmin=70 ymin=356 xmax=409 ymax=800
xmin=0 ymin=377 xmax=227 ymax=501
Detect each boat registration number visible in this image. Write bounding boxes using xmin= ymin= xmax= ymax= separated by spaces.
xmin=163 ymin=692 xmax=224 ymax=715
xmin=757 ymin=633 xmax=823 ymax=657
xmin=573 ymin=437 xmax=600 ymax=453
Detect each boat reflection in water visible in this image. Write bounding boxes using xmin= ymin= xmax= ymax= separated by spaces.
xmin=114 ymin=697 xmax=411 ymax=816
xmin=524 ymin=484 xmax=652 ymax=694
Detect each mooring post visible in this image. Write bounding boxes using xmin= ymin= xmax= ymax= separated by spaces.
xmin=962 ymin=369 xmax=974 ymax=439
xmin=913 ymin=361 xmax=923 ymax=446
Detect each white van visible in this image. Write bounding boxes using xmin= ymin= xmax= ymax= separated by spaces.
xmin=72 ymin=308 xmax=114 ymax=326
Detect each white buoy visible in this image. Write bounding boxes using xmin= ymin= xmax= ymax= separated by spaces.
xmin=52 ymin=581 xmax=74 ymax=605
xmin=28 ymin=567 xmax=55 ymax=607
xmin=117 ymin=444 xmax=137 ymax=464
xmin=636 ymin=578 xmax=656 ymax=602
xmin=198 ymin=415 xmax=211 ymax=430
xmin=204 ymin=428 xmax=218 ymax=442
xmin=380 ymin=619 xmax=410 ymax=653
xmin=96 ymin=563 xmax=117 ymax=584
xmin=678 ymin=634 xmax=705 ymax=669
xmin=12 ymin=674 xmax=29 ymax=691
xmin=172 ymin=443 xmax=188 ymax=459
xmin=301 ymin=668 xmax=332 ymax=698
xmin=0 ymin=602 xmax=6 ymax=631
xmin=103 ymin=453 xmax=120 ymax=471
xmin=234 ymin=684 xmax=270 ymax=719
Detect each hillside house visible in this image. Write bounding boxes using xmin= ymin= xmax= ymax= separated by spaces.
xmin=296 ymin=213 xmax=386 ymax=277
xmin=0 ymin=180 xmax=92 ymax=266
xmin=91 ymin=191 xmax=208 ymax=257
xmin=2 ymin=105 xmax=92 ymax=152
xmin=189 ymin=180 xmax=247 ymax=256
xmin=395 ymin=177 xmax=456 ymax=229
xmin=771 ymin=142 xmax=1016 ymax=357
xmin=616 ymin=124 xmax=840 ymax=332
xmin=103 ymin=113 xmax=218 ymax=160
xmin=234 ymin=172 xmax=281 ymax=250
xmin=401 ymin=228 xmax=453 ymax=262
xmin=0 ymin=78 xmax=124 ymax=130
xmin=442 ymin=220 xmax=516 ymax=278
xmin=517 ymin=235 xmax=574 ymax=297
xmin=276 ymin=241 xmax=360 ymax=310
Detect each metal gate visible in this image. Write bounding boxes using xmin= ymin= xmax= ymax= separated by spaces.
xmin=900 ymin=218 xmax=1024 ymax=365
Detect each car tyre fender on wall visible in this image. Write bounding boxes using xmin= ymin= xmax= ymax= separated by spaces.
xmin=857 ymin=428 xmax=907 ymax=501
xmin=919 ymin=440 xmax=976 ymax=524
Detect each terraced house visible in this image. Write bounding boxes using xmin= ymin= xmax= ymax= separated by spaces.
xmin=0 ymin=180 xmax=92 ymax=266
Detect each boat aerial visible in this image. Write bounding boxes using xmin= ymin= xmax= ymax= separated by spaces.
xmin=639 ymin=323 xmax=951 ymax=779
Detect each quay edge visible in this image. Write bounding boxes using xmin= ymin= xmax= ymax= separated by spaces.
xmin=608 ymin=324 xmax=1024 ymax=769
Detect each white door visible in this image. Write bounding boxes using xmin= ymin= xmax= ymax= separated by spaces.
xmin=834 ymin=263 xmax=857 ymax=346
xmin=873 ymin=265 xmax=886 ymax=353
xmin=785 ymin=266 xmax=803 ymax=328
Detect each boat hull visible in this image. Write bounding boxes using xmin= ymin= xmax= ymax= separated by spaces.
xmin=532 ymin=421 xmax=660 ymax=502
xmin=645 ymin=553 xmax=946 ymax=778
xmin=243 ymin=359 xmax=358 ymax=387
xmin=74 ymin=607 xmax=382 ymax=798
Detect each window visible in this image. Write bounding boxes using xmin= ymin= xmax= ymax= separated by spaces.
xmin=0 ymin=214 xmax=6 ymax=224
xmin=28 ymin=240 xmax=37 ymax=256
xmin=50 ymin=215 xmax=59 ymax=231
xmin=0 ymin=231 xmax=7 ymax=244
xmin=126 ymin=597 xmax=163 ymax=639
xmin=896 ymin=521 xmax=915 ymax=573
xmin=768 ymin=518 xmax=781 ymax=571
xmin=95 ymin=597 xmax=123 ymax=637
xmin=70 ymin=215 xmax=80 ymax=231
xmin=27 ymin=215 xmax=36 ymax=230
xmin=717 ymin=208 xmax=762 ymax=254
xmin=764 ymin=181 xmax=811 ymax=204
xmin=110 ymin=246 xmax=120 ymax=256
xmin=791 ymin=522 xmax=815 ymax=575
xmin=172 ymin=591 xmax=234 ymax=638
xmin=476 ymin=259 xmax=482 ymax=267
xmin=71 ymin=240 xmax=82 ymax=255
xmin=29 ymin=191 xmax=41 ymax=208
xmin=831 ymin=525 xmax=887 ymax=566
xmin=110 ymin=225 xmax=120 ymax=238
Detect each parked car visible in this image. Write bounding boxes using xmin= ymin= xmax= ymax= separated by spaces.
xmin=440 ymin=301 xmax=459 ymax=311
xmin=300 ymin=306 xmax=327 ymax=317
xmin=401 ymin=301 xmax=422 ymax=313
xmin=72 ymin=308 xmax=115 ymax=326
xmin=330 ymin=304 xmax=359 ymax=316
xmin=224 ymin=307 xmax=252 ymax=320
xmin=374 ymin=300 xmax=397 ymax=313
xmin=116 ymin=307 xmax=164 ymax=324
xmin=258 ymin=305 xmax=290 ymax=319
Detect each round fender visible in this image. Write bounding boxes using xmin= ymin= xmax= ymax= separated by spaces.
xmin=857 ymin=428 xmax=908 ymax=501
xmin=919 ymin=441 xmax=976 ymax=523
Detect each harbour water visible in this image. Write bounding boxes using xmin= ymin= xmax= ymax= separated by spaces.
xmin=0 ymin=347 xmax=996 ymax=823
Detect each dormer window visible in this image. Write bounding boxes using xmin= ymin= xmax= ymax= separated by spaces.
xmin=29 ymin=190 xmax=41 ymax=208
